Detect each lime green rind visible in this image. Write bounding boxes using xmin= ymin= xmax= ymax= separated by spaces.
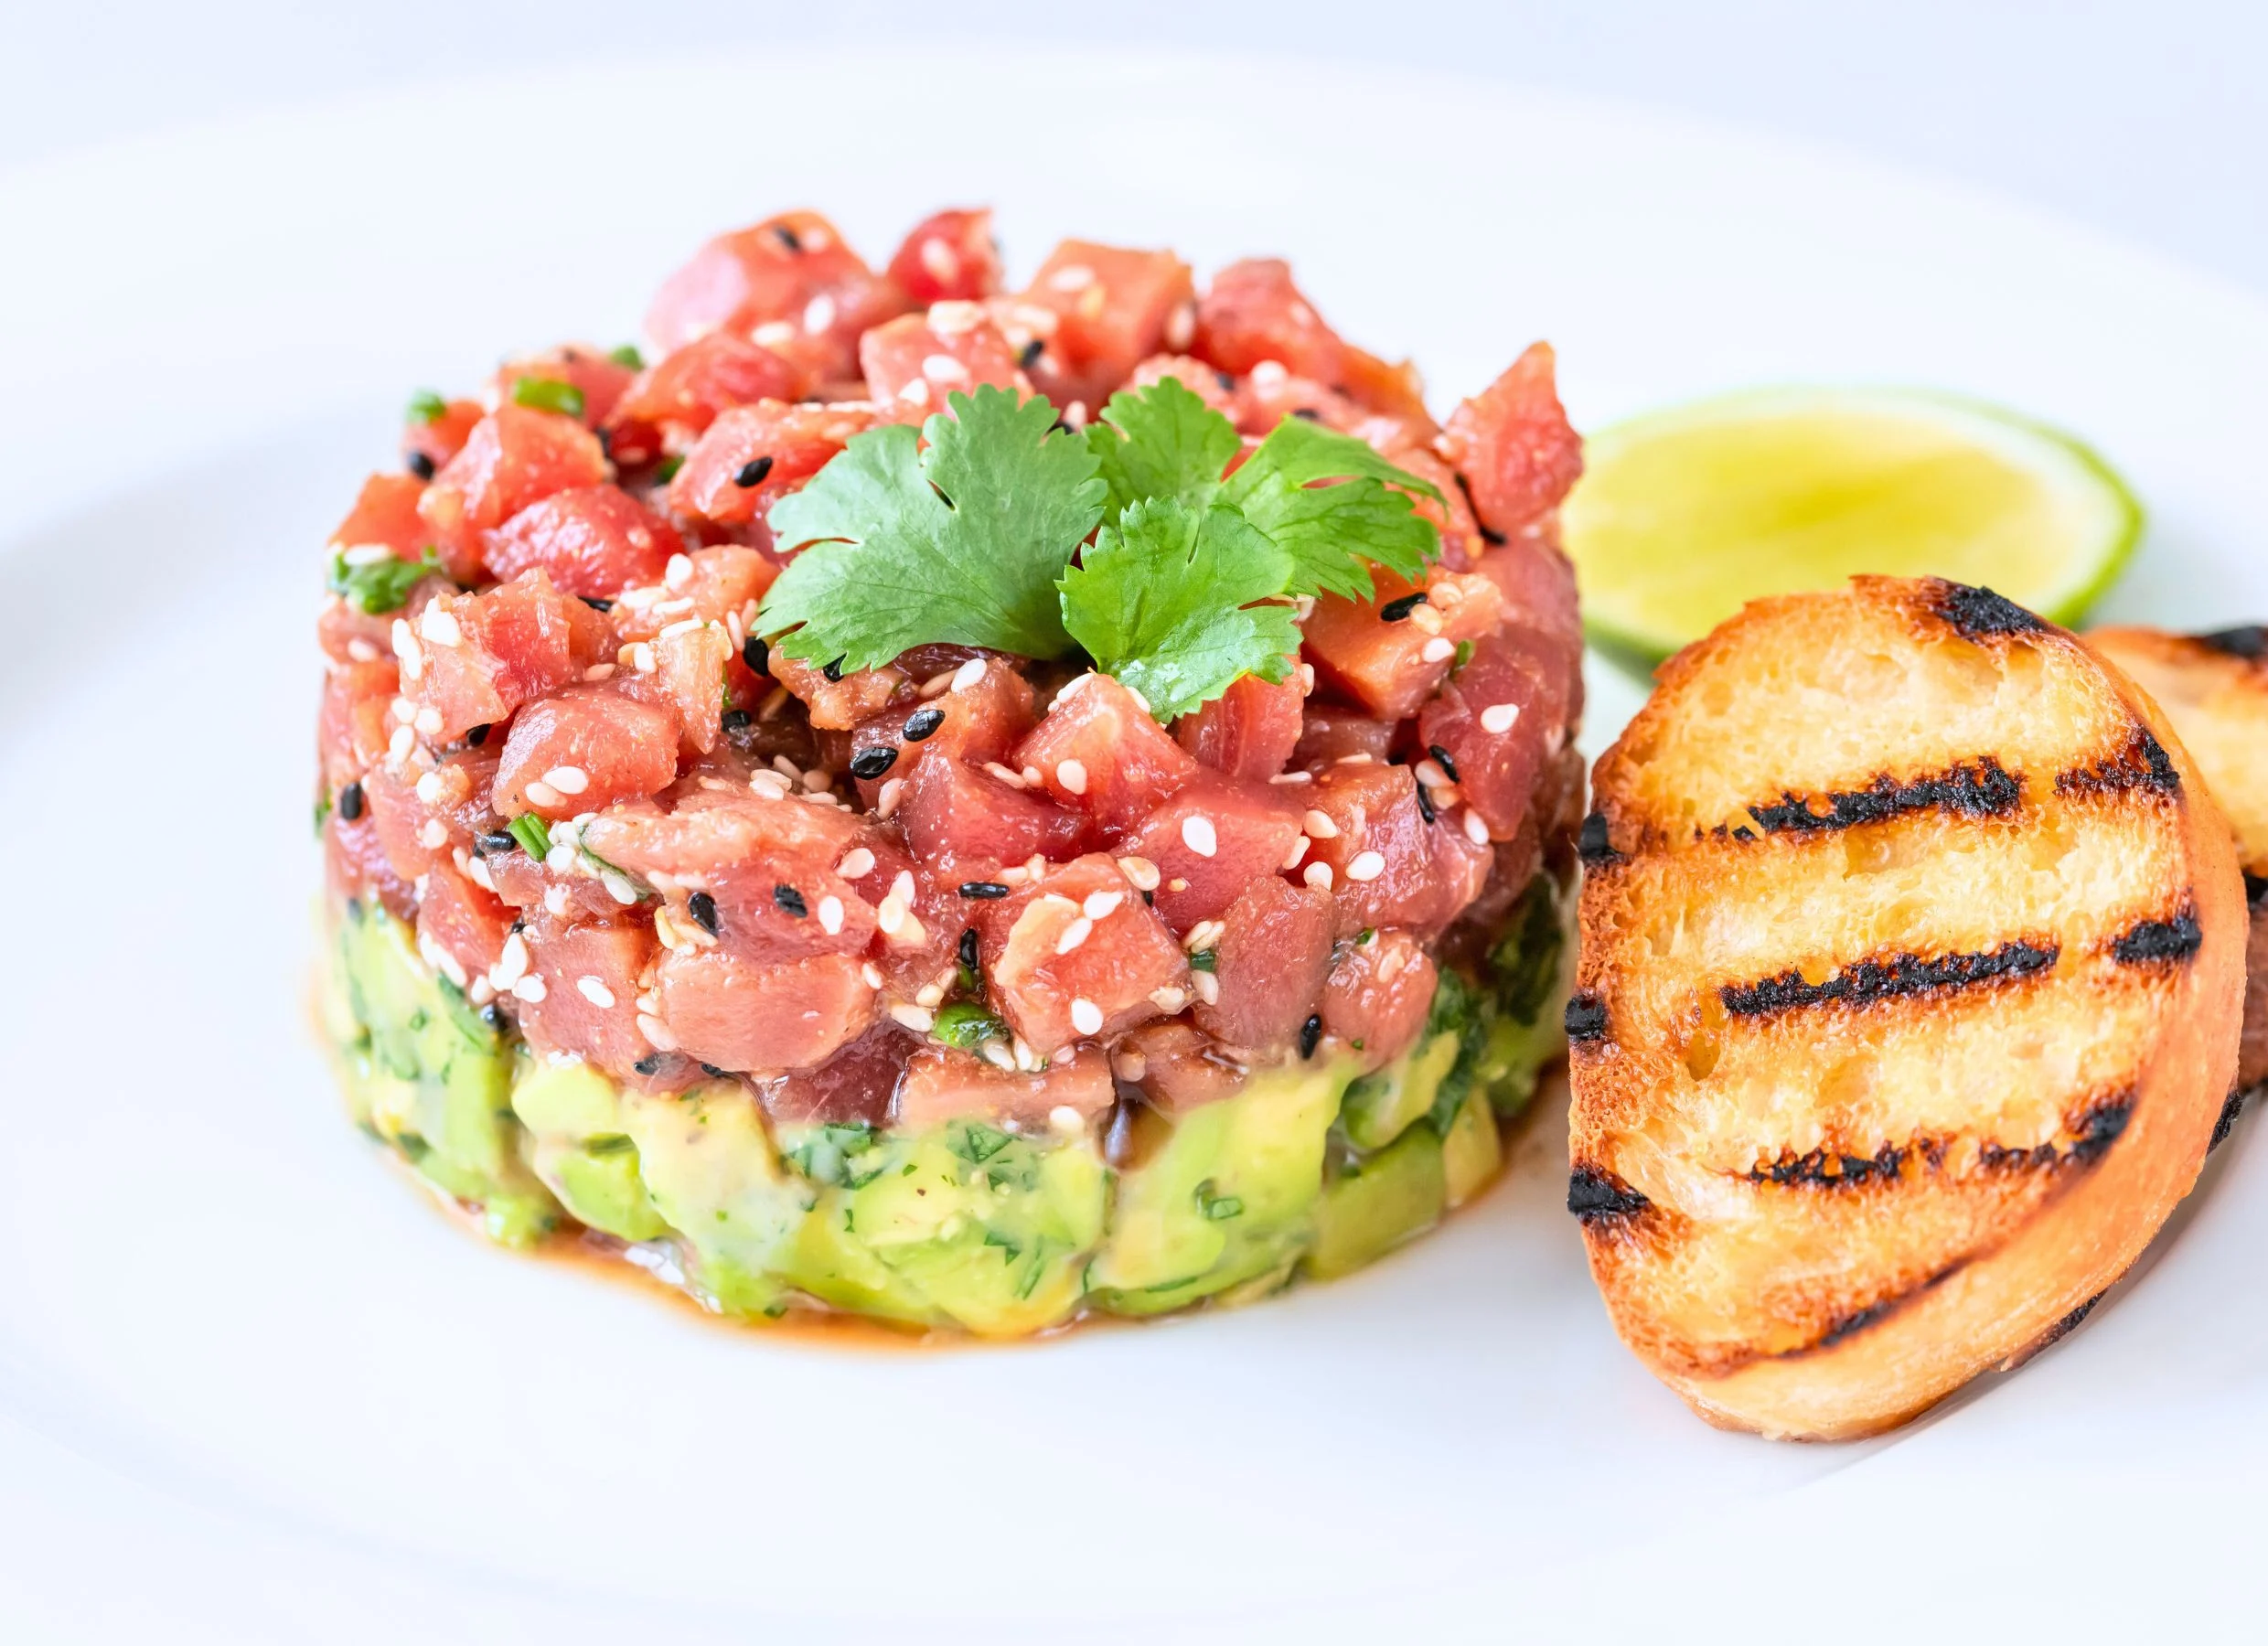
xmin=320 ymin=881 xmax=1570 ymax=1334
xmin=1566 ymin=385 xmax=2145 ymax=670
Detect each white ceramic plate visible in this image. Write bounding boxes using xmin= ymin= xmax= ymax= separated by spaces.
xmin=4 ymin=47 xmax=2266 ymax=1646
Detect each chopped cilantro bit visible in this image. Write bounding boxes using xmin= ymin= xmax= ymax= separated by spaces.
xmin=327 ymin=547 xmax=441 ymax=615
xmin=506 ymin=814 xmax=553 ymax=860
xmin=314 ymin=790 xmax=333 ymax=836
xmin=1057 ymin=497 xmax=1300 ymax=721
xmin=407 ymin=389 xmax=448 ymax=425
xmin=932 ymin=1001 xmax=1009 ymax=1050
xmin=654 ymin=454 xmax=684 ymax=483
xmin=947 ymin=1120 xmax=1013 ymax=1165
xmin=584 ymin=1134 xmax=637 ymax=1156
xmin=1187 ymin=948 xmax=1217 ymax=973
xmin=511 ymin=376 xmax=586 ymax=419
xmin=1193 ymin=1178 xmax=1244 ymax=1220
xmin=1453 ymin=638 xmax=1474 ymax=670
xmin=763 ymin=386 xmax=1106 ymax=671
xmin=607 ymin=344 xmax=645 ymax=369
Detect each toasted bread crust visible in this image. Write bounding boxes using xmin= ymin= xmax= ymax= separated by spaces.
xmin=1572 ymin=579 xmax=2243 ymax=1439
xmin=2088 ymin=624 xmax=2268 ymax=1089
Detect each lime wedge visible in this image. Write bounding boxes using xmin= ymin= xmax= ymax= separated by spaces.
xmin=1561 ymin=386 xmax=2143 ymax=667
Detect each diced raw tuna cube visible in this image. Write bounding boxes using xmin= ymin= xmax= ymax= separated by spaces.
xmin=653 ymin=947 xmax=876 ymax=1074
xmin=978 ymin=854 xmax=1189 ymax=1055
xmin=1193 ymin=878 xmax=1334 ymax=1053
xmin=1321 ymin=929 xmax=1438 ymax=1074
xmin=418 ymin=406 xmax=609 ymax=576
xmin=1019 ymin=240 xmax=1196 ymax=412
xmin=1438 ymin=343 xmax=1584 ymax=541
xmin=886 ymin=208 xmax=1005 ymax=305
xmin=494 ymin=685 xmax=680 ymax=819
xmin=859 ymin=310 xmax=1027 ymax=422
xmin=1120 ymin=772 xmax=1305 ymax=935
xmin=898 ymin=757 xmax=1087 ymax=875
xmin=1301 ymin=567 xmax=1507 ymax=721
xmin=894 ymin=1043 xmax=1114 ymax=1128
xmin=604 ymin=332 xmax=805 ymax=465
xmin=1173 ymin=671 xmax=1305 ymax=780
xmin=1013 ymin=673 xmax=1199 ymax=833
xmin=517 ymin=913 xmax=658 ymax=1078
xmin=483 ymin=485 xmax=680 ymax=598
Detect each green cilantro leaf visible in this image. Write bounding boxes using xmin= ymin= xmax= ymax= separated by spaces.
xmin=327 ymin=548 xmax=441 ymax=615
xmin=607 ymin=344 xmax=646 ymax=369
xmin=511 ymin=376 xmax=586 ymax=419
xmin=1087 ymin=376 xmax=1241 ymax=516
xmin=1223 ymin=416 xmax=1444 ymax=600
xmin=406 ymin=390 xmax=448 ymax=425
xmin=931 ymin=1001 xmax=1009 ymax=1050
xmin=762 ymin=386 xmax=1106 ymax=671
xmin=1058 ymin=498 xmax=1300 ymax=722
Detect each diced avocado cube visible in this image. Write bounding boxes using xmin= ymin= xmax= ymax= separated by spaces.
xmin=1439 ymin=1089 xmax=1503 ymax=1209
xmin=1306 ymin=1125 xmax=1447 ymax=1281
xmin=1339 ymin=1030 xmax=1461 ymax=1150
xmin=626 ymin=1084 xmax=811 ymax=1317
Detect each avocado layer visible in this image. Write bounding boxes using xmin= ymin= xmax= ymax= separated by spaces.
xmin=321 ymin=878 xmax=1567 ymax=1333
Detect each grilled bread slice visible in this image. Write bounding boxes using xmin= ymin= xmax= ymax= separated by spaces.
xmin=2088 ymin=624 xmax=2268 ymax=1100
xmin=1569 ymin=576 xmax=2244 ymax=1440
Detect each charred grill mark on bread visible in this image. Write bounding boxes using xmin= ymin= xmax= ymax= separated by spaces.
xmin=1567 ymin=1167 xmax=1651 ymax=1222
xmin=2195 ymin=625 xmax=2268 ymax=661
xmin=2211 ymin=1085 xmax=2250 ymax=1150
xmin=1573 ymin=579 xmax=2246 ymax=1438
xmin=1732 ymin=759 xmax=2023 ymax=839
xmin=1577 ymin=811 xmax=1619 ymax=866
xmin=2055 ymin=726 xmax=2181 ymax=798
xmin=1930 ymin=579 xmax=2047 ymax=641
xmin=1718 ymin=940 xmax=2058 ymax=1017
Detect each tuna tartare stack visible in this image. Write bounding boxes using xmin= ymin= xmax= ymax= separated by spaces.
xmin=314 ymin=207 xmax=1588 ymax=1335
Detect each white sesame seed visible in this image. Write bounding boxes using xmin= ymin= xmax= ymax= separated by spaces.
xmin=919 ymin=669 xmax=955 ymax=699
xmin=1415 ymin=759 xmax=1451 ymax=788
xmin=1082 ymin=891 xmax=1124 ymax=920
xmin=1056 ymin=916 xmax=1093 ymax=956
xmin=898 ymin=377 xmax=931 ymax=408
xmin=837 ymin=847 xmax=875 ymax=880
xmin=1182 ymin=920 xmax=1225 ymax=953
xmin=1251 ymin=359 xmax=1288 ymax=390
xmin=582 ymin=664 xmax=616 ymax=682
xmin=1463 ymin=808 xmax=1492 ymax=845
xmin=511 ymin=974 xmax=548 ymax=1004
xmin=637 ymin=1012 xmax=678 ymax=1050
xmin=773 ymin=754 xmax=801 ymax=777
xmin=802 ymin=768 xmax=832 ymax=794
xmin=1164 ymin=300 xmax=1195 ymax=350
xmin=1410 ymin=605 xmax=1447 ymax=636
xmin=1420 ymin=636 xmax=1456 ymax=663
xmin=1012 ymin=1035 xmax=1040 ymax=1072
xmin=414 ymin=771 xmax=445 ymax=804
xmin=803 ymin=294 xmax=837 ymax=334
xmin=602 ymin=872 xmax=637 ymax=905
xmin=1345 ymin=850 xmax=1386 ymax=882
xmin=575 ymin=976 xmax=616 ymax=1009
xmin=543 ymin=885 xmax=570 ymax=915
xmin=418 ymin=818 xmax=448 ymax=849
xmin=1150 ymin=985 xmax=1188 ymax=1012
xmin=1193 ymin=970 xmax=1221 ymax=1006
xmin=1117 ymin=856 xmax=1161 ymax=892
xmin=1069 ymin=998 xmax=1105 ymax=1036
xmin=1054 ymin=671 xmax=1096 ymax=702
xmin=1299 ymin=662 xmax=1316 ymax=693
xmin=983 ymin=762 xmax=1028 ymax=790
xmin=1181 ymin=816 xmax=1218 ymax=858
xmin=419 ymin=608 xmax=462 ymax=647
xmin=813 ymin=895 xmax=845 ymax=935
xmin=1282 ymin=836 xmax=1310 ymax=870
xmin=339 ymin=542 xmax=394 ymax=567
xmin=890 ymin=1002 xmax=935 ymax=1031
xmin=632 ymin=643 xmax=657 ymax=674
xmin=921 ymin=352 xmax=970 ymax=385
xmin=347 ymin=638 xmax=380 ymax=662
xmin=658 ymin=617 xmax=703 ymax=639
xmin=1060 ymin=400 xmax=1087 ymax=430
xmin=1303 ymin=860 xmax=1335 ymax=891
xmin=544 ymin=842 xmax=576 ymax=872
xmin=1055 ymin=758 xmax=1088 ymax=795
xmin=876 ymin=894 xmax=907 ymax=936
xmin=1112 ymin=1049 xmax=1149 ymax=1082
xmin=1167 ymin=877 xmax=1188 ymax=892
xmin=861 ymin=962 xmax=884 ymax=989
xmin=649 ymin=597 xmax=695 ymax=617
xmin=664 ymin=552 xmax=693 ymax=589
xmin=1047 ymin=262 xmax=1096 ymax=293
xmin=1480 ymin=702 xmax=1521 ymax=734
xmin=753 ymin=320 xmax=796 ymax=347
xmin=915 ymin=982 xmax=946 ymax=1008
xmin=543 ymin=765 xmax=589 ymax=796
xmin=952 ymin=657 xmax=989 ymax=692
xmin=875 ymin=777 xmax=905 ymax=818
xmin=750 ymin=771 xmax=791 ymax=800
xmin=390 ymin=619 xmax=423 ymax=679
xmin=1335 ymin=753 xmax=1375 ymax=765
xmin=891 ymin=870 xmax=915 ymax=904
xmin=928 ymin=294 xmax=980 ymax=330
xmin=1302 ymin=808 xmax=1339 ymax=839
xmin=1048 ymin=1105 xmax=1086 ymax=1136
xmin=412 ymin=707 xmax=444 ymax=737
xmin=1268 ymin=771 xmax=1313 ymax=785
xmin=1022 ymin=764 xmax=1043 ymax=786
xmin=524 ymin=780 xmax=562 ymax=809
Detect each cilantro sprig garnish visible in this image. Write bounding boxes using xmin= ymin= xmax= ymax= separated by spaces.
xmin=764 ymin=387 xmax=1107 ymax=672
xmin=754 ymin=375 xmax=1443 ymax=720
xmin=328 ymin=547 xmax=443 ymax=615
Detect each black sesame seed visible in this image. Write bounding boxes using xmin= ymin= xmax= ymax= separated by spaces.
xmin=688 ymin=891 xmax=720 ymax=935
xmin=774 ymin=224 xmax=802 ymax=252
xmin=1379 ymin=593 xmax=1428 ymax=623
xmin=1018 ymin=338 xmax=1044 ymax=369
xmin=721 ymin=708 xmax=753 ymax=732
xmin=1141 ymin=889 xmax=1155 ymax=906
xmin=850 ymin=746 xmax=898 ymax=780
xmin=633 ymin=1054 xmax=666 ymax=1076
xmin=1050 ymin=419 xmax=1074 ymax=435
xmin=742 ymin=635 xmax=769 ymax=674
xmin=479 ymin=1003 xmax=508 ymax=1032
xmin=774 ymin=884 xmax=808 ymax=917
xmin=475 ymin=830 xmax=516 ymax=857
xmin=734 ymin=454 xmax=776 ymax=488
xmin=903 ymin=706 xmax=946 ymax=742
xmin=406 ymin=450 xmax=436 ymax=481
xmin=1478 ymin=524 xmax=1507 ymax=546
xmin=1298 ymin=1014 xmax=1322 ymax=1059
xmin=509 ymin=915 xmax=527 ymax=934
xmin=821 ymin=657 xmax=846 ymax=682
xmin=1428 ymin=743 xmax=1460 ymax=783
xmin=1214 ymin=370 xmax=1236 ymax=391
xmin=700 ymin=1063 xmax=731 ymax=1079
xmin=465 ymin=722 xmax=491 ymax=747
xmin=337 ymin=781 xmax=366 ymax=821
xmin=959 ymin=881 xmax=1011 ymax=899
xmin=581 ymin=595 xmax=614 ymax=613
xmin=959 ymin=927 xmax=980 ymax=968
xmin=1415 ymin=783 xmax=1438 ymax=825
xmin=594 ymin=426 xmax=614 ymax=462
xmin=1291 ymin=407 xmax=1321 ymax=422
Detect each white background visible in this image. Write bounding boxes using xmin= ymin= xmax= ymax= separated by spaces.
xmin=8 ymin=0 xmax=2264 ymax=294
